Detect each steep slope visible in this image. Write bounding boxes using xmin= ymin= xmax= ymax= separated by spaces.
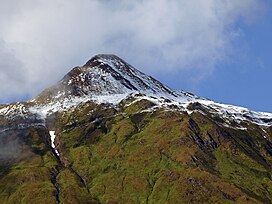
xmin=0 ymin=54 xmax=272 ymax=203
xmin=34 ymin=54 xmax=173 ymax=104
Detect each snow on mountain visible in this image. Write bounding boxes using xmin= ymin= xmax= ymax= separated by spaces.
xmin=34 ymin=54 xmax=174 ymax=104
xmin=0 ymin=54 xmax=272 ymax=128
xmin=192 ymin=98 xmax=272 ymax=127
xmin=49 ymin=131 xmax=60 ymax=156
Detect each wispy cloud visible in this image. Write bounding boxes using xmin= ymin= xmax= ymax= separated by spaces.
xmin=0 ymin=0 xmax=264 ymax=102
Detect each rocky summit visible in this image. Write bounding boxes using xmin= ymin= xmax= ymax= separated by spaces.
xmin=0 ymin=54 xmax=272 ymax=204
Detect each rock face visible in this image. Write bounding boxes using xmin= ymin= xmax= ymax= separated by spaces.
xmin=0 ymin=54 xmax=272 ymax=204
xmin=35 ymin=54 xmax=173 ymax=104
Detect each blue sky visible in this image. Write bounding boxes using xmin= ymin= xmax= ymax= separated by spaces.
xmin=199 ymin=4 xmax=272 ymax=113
xmin=157 ymin=1 xmax=272 ymax=112
xmin=0 ymin=0 xmax=271 ymax=113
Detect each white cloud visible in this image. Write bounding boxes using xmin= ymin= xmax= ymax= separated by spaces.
xmin=0 ymin=0 xmax=264 ymax=102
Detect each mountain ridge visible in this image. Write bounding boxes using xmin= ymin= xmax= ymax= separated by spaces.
xmin=1 ymin=54 xmax=271 ymax=128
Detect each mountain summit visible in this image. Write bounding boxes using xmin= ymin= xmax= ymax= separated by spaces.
xmin=30 ymin=54 xmax=272 ymax=127
xmin=35 ymin=54 xmax=173 ymax=103
xmin=0 ymin=55 xmax=272 ymax=203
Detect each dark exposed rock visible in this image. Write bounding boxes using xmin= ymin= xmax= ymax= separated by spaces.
xmin=223 ymin=193 xmax=236 ymax=201
xmin=204 ymin=132 xmax=218 ymax=150
xmin=264 ymin=143 xmax=272 ymax=156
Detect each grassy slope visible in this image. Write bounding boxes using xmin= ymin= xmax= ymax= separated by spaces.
xmin=0 ymin=100 xmax=271 ymax=203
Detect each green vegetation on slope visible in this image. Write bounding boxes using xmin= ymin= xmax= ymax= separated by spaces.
xmin=0 ymin=99 xmax=271 ymax=203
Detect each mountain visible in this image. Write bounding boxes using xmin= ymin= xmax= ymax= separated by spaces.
xmin=34 ymin=54 xmax=173 ymax=104
xmin=0 ymin=54 xmax=272 ymax=204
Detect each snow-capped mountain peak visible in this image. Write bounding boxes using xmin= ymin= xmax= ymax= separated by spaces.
xmin=0 ymin=54 xmax=271 ymax=128
xmin=34 ymin=54 xmax=174 ymax=104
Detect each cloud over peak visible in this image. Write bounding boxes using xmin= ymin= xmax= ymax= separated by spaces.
xmin=0 ymin=0 xmax=264 ymax=102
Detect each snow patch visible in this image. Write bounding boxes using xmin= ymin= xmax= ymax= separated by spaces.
xmin=0 ymin=103 xmax=29 ymax=119
xmin=29 ymin=93 xmax=132 ymax=119
xmin=49 ymin=131 xmax=60 ymax=156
